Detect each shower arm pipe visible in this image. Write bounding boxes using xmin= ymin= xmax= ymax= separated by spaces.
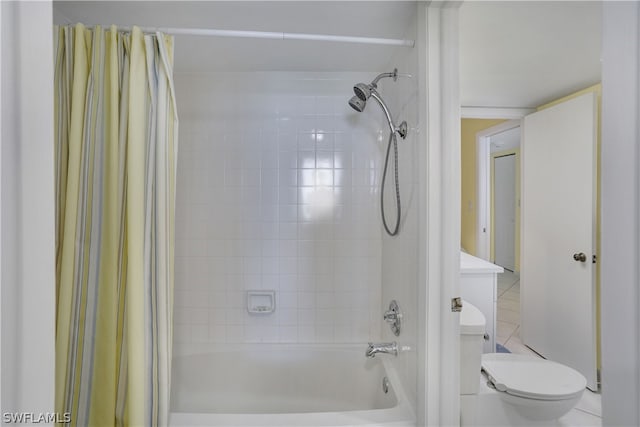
xmin=370 ymin=90 xmax=400 ymax=136
xmin=97 ymin=25 xmax=415 ymax=47
xmin=371 ymin=70 xmax=398 ymax=86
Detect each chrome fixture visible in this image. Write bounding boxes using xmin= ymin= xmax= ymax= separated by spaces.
xmin=348 ymin=68 xmax=408 ymax=236
xmin=382 ymin=376 xmax=390 ymax=394
xmin=573 ymin=252 xmax=587 ymax=262
xmin=451 ymin=297 xmax=463 ymax=313
xmin=348 ymin=69 xmax=408 ymax=139
xmin=366 ymin=341 xmax=398 ymax=358
xmin=384 ymin=300 xmax=402 ymax=336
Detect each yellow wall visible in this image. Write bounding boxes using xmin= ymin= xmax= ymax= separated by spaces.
xmin=460 ymin=119 xmax=505 ymax=255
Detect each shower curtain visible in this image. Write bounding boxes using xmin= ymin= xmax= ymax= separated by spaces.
xmin=54 ymin=24 xmax=178 ymax=426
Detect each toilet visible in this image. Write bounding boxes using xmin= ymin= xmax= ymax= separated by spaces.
xmin=459 ymin=301 xmax=586 ymax=426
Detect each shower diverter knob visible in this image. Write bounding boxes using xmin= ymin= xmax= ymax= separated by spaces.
xmin=384 ymin=300 xmax=402 ymax=336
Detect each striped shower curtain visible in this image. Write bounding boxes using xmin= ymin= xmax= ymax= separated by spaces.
xmin=54 ymin=24 xmax=178 ymax=426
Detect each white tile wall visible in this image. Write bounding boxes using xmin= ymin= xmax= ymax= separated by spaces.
xmin=173 ymin=72 xmax=386 ymax=344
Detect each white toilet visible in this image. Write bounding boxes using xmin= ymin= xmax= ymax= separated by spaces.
xmin=459 ymin=301 xmax=586 ymax=426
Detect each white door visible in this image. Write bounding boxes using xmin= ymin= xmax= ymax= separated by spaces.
xmin=494 ymin=154 xmax=516 ymax=271
xmin=521 ymin=92 xmax=598 ymax=390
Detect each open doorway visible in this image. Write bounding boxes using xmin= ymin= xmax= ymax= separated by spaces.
xmin=475 ymin=120 xmax=520 ymax=266
xmin=493 ymin=153 xmax=516 ymax=270
xmin=491 ymin=128 xmax=520 ymax=272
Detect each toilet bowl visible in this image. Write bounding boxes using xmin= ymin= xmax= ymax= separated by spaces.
xmin=459 ymin=301 xmax=586 ymax=426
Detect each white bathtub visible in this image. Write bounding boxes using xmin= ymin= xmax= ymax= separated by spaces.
xmin=170 ymin=344 xmax=415 ymax=426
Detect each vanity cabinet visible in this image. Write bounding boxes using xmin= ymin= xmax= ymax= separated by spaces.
xmin=460 ymin=252 xmax=503 ymax=353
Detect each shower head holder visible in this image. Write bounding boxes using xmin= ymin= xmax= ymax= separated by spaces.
xmin=397 ymin=121 xmax=408 ymax=139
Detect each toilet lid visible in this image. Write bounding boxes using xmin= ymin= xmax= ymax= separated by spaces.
xmin=481 ymin=353 xmax=587 ymax=401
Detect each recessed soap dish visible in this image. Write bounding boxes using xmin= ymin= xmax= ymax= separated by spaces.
xmin=247 ymin=290 xmax=275 ymax=314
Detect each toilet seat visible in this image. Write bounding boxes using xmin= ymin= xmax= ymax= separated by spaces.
xmin=481 ymin=353 xmax=586 ymax=401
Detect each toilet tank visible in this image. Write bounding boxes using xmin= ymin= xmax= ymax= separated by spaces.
xmin=460 ymin=300 xmax=486 ymax=395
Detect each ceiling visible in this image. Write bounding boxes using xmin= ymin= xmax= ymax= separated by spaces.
xmin=53 ymin=1 xmax=603 ymax=109
xmin=490 ymin=127 xmax=520 ymax=153
xmin=460 ymin=1 xmax=602 ymax=109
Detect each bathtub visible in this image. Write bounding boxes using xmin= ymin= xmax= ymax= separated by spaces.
xmin=169 ymin=344 xmax=415 ymax=426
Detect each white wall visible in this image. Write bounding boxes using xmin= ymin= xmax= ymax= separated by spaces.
xmin=173 ymin=72 xmax=386 ymax=345
xmin=601 ymin=2 xmax=640 ymax=425
xmin=1 ymin=0 xmax=55 ymax=415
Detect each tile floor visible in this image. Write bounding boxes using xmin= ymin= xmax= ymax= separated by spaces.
xmin=496 ymin=270 xmax=602 ymax=426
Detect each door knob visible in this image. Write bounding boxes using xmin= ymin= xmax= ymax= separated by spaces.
xmin=573 ymin=252 xmax=587 ymax=262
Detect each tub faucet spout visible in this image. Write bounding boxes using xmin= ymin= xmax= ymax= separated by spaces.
xmin=366 ymin=341 xmax=398 ymax=358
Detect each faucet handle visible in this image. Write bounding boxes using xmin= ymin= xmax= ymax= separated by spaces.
xmin=383 ymin=310 xmax=398 ymax=321
xmin=383 ymin=300 xmax=402 ymax=336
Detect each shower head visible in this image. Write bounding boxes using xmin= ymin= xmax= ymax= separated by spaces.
xmin=353 ymin=83 xmax=372 ymax=101
xmin=349 ymin=95 xmax=366 ymax=112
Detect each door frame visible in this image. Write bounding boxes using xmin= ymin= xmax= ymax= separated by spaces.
xmin=601 ymin=3 xmax=640 ymax=424
xmin=475 ymin=119 xmax=521 ymax=261
xmin=0 ymin=0 xmax=56 ymax=414
xmin=419 ymin=3 xmax=462 ymax=425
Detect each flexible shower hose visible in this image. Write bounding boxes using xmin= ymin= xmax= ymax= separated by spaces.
xmin=381 ymin=131 xmax=401 ymax=236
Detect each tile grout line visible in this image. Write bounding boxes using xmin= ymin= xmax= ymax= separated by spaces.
xmin=572 ymin=406 xmax=602 ymax=419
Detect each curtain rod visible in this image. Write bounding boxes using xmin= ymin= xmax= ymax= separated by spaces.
xmin=84 ymin=25 xmax=415 ymax=47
